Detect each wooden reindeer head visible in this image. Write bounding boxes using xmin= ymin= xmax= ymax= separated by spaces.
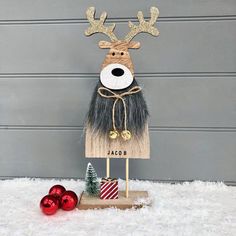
xmin=85 ymin=7 xmax=159 ymax=90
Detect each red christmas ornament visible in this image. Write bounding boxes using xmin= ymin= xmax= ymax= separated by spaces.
xmin=60 ymin=190 xmax=78 ymax=211
xmin=40 ymin=195 xmax=59 ymax=215
xmin=49 ymin=185 xmax=66 ymax=198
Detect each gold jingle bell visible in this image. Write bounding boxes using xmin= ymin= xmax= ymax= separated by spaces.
xmin=121 ymin=130 xmax=132 ymax=141
xmin=109 ymin=130 xmax=119 ymax=139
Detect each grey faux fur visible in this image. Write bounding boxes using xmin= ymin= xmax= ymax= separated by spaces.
xmin=86 ymin=79 xmax=149 ymax=137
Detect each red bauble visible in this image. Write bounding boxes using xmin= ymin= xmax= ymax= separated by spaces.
xmin=40 ymin=195 xmax=59 ymax=215
xmin=49 ymin=185 xmax=66 ymax=198
xmin=60 ymin=190 xmax=78 ymax=211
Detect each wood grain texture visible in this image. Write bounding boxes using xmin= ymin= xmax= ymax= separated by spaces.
xmin=77 ymin=191 xmax=149 ymax=210
xmin=100 ymin=41 xmax=138 ymax=74
xmin=85 ymin=125 xmax=150 ymax=159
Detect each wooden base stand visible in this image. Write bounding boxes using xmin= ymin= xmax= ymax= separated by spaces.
xmin=77 ymin=191 xmax=151 ymax=210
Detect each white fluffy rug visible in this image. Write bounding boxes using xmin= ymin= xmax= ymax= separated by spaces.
xmin=0 ymin=178 xmax=235 ymax=236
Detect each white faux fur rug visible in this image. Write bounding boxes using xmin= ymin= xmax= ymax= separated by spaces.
xmin=0 ymin=178 xmax=235 ymax=236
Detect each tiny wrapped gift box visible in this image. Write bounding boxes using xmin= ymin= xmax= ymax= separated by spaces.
xmin=100 ymin=177 xmax=118 ymax=200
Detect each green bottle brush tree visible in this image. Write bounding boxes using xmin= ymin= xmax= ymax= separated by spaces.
xmin=85 ymin=162 xmax=100 ymax=196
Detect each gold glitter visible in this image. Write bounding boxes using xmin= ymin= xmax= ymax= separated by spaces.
xmin=85 ymin=7 xmax=118 ymax=42
xmin=124 ymin=7 xmax=159 ymax=42
xmin=85 ymin=6 xmax=159 ymax=42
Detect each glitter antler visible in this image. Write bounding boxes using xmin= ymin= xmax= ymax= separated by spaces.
xmin=85 ymin=7 xmax=118 ymax=42
xmin=124 ymin=7 xmax=159 ymax=42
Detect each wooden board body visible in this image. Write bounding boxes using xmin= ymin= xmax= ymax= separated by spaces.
xmin=85 ymin=125 xmax=150 ymax=159
xmin=77 ymin=191 xmax=150 ymax=210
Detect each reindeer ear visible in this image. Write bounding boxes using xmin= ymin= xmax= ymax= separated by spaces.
xmin=99 ymin=41 xmax=113 ymax=48
xmin=128 ymin=41 xmax=141 ymax=49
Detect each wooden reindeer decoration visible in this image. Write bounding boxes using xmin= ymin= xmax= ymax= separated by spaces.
xmin=84 ymin=7 xmax=159 ymax=198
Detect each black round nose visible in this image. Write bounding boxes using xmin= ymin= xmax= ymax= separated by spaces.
xmin=111 ymin=68 xmax=124 ymax=77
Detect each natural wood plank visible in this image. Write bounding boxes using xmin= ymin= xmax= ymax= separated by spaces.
xmin=77 ymin=191 xmax=150 ymax=210
xmin=126 ymin=158 xmax=129 ymax=198
xmin=99 ymin=41 xmax=139 ymax=76
xmin=85 ymin=125 xmax=150 ymax=159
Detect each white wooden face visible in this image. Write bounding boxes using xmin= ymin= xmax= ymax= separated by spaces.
xmin=100 ymin=63 xmax=133 ymax=90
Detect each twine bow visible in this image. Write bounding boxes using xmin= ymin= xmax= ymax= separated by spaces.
xmin=101 ymin=177 xmax=117 ymax=183
xmin=97 ymin=86 xmax=142 ymax=133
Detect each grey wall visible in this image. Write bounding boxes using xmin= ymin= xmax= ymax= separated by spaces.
xmin=0 ymin=0 xmax=236 ymax=182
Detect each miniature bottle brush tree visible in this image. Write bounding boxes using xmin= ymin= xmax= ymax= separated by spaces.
xmin=83 ymin=6 xmax=160 ymax=202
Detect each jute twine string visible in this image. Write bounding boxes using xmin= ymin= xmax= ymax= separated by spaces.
xmin=97 ymin=86 xmax=142 ymax=131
